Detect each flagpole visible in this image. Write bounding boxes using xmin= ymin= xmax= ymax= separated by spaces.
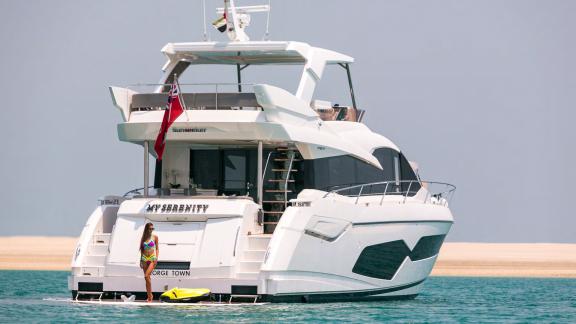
xmin=167 ymin=76 xmax=174 ymax=127
xmin=174 ymin=75 xmax=190 ymax=121
xmin=144 ymin=141 xmax=149 ymax=197
xmin=161 ymin=76 xmax=174 ymax=155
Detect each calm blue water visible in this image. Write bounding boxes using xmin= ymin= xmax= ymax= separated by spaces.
xmin=0 ymin=271 xmax=575 ymax=323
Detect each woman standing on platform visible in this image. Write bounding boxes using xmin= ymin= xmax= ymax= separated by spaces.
xmin=139 ymin=222 xmax=159 ymax=302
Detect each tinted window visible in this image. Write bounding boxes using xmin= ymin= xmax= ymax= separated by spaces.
xmin=190 ymin=149 xmax=260 ymax=199
xmin=299 ymin=147 xmax=420 ymax=196
xmin=409 ymin=234 xmax=446 ymax=261
xmin=190 ymin=150 xmax=221 ymax=190
xmin=352 ymin=234 xmax=447 ymax=280
xmin=352 ymin=240 xmax=410 ymax=280
xmin=399 ymin=153 xmax=420 ymax=194
xmin=224 ymin=150 xmax=247 ymax=191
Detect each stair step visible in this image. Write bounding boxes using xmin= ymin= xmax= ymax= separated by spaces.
xmin=76 ymin=291 xmax=103 ymax=295
xmin=248 ymin=235 xmax=272 ymax=250
xmin=263 ymin=214 xmax=282 ymax=219
xmin=84 ymin=255 xmax=106 ymax=266
xmin=229 ymin=294 xmax=260 ymax=303
xmin=92 ymin=233 xmax=111 ymax=245
xmin=75 ymin=291 xmax=104 ymax=301
xmin=263 ymin=211 xmax=283 ymax=214
xmin=263 ymin=200 xmax=286 ymax=204
xmin=243 ymin=250 xmax=266 ymax=261
xmin=273 ymin=158 xmax=302 ymax=162
xmin=239 ymin=261 xmax=263 ymax=272
xmin=236 ymin=272 xmax=260 ymax=279
xmin=74 ymin=266 xmax=104 ymax=277
xmin=265 ymin=189 xmax=292 ymax=193
xmin=267 ymin=179 xmax=295 ymax=182
xmin=263 ymin=222 xmax=279 ymax=225
xmin=88 ymin=243 xmax=109 ymax=255
xmin=271 ymin=169 xmax=298 ymax=172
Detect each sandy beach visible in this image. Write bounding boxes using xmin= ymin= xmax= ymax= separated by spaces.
xmin=1 ymin=237 xmax=575 ymax=278
xmin=431 ymin=243 xmax=576 ymax=278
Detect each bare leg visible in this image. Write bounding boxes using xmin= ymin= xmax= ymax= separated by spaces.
xmin=142 ymin=262 xmax=152 ymax=302
xmin=144 ymin=262 xmax=156 ymax=302
xmin=145 ymin=276 xmax=152 ymax=302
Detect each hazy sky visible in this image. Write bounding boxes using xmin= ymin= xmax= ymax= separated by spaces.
xmin=0 ymin=0 xmax=574 ymax=242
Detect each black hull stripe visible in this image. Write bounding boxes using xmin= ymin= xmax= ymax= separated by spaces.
xmin=72 ymin=279 xmax=425 ymax=304
xmin=262 ymin=293 xmax=419 ymax=303
xmin=353 ymin=220 xmax=453 ymax=226
xmin=262 ymin=278 xmax=426 ymax=303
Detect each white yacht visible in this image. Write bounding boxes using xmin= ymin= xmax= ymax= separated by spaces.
xmin=69 ymin=1 xmax=455 ymax=303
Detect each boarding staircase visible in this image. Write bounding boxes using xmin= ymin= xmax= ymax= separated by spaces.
xmin=79 ymin=233 xmax=110 ymax=276
xmin=74 ymin=233 xmax=111 ymax=300
xmin=262 ymin=148 xmax=302 ymax=234
xmin=236 ymin=235 xmax=271 ymax=280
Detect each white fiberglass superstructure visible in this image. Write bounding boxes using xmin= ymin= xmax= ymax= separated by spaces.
xmin=69 ymin=1 xmax=455 ymax=303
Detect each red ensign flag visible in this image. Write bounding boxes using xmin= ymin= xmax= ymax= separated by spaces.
xmin=154 ymin=82 xmax=184 ymax=160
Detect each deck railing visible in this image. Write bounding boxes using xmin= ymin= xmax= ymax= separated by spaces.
xmin=322 ymin=180 xmax=456 ymax=206
xmin=126 ymin=83 xmax=261 ymax=111
xmin=122 ymin=186 xmax=255 ymax=200
xmin=123 ymin=186 xmax=155 ymax=198
xmin=121 ymin=181 xmax=455 ymax=206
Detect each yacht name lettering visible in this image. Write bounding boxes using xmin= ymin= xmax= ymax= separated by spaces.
xmin=172 ymin=128 xmax=207 ymax=133
xmin=152 ymin=270 xmax=191 ymax=277
xmin=99 ymin=198 xmax=120 ymax=206
xmin=146 ymin=204 xmax=209 ymax=213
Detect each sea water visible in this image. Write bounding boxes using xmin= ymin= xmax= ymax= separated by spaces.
xmin=0 ymin=271 xmax=575 ymax=323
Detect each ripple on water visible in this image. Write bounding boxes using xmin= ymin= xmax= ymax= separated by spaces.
xmin=0 ymin=271 xmax=575 ymax=323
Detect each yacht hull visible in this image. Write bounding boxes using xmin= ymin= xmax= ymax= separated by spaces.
xmin=69 ymin=193 xmax=452 ymax=303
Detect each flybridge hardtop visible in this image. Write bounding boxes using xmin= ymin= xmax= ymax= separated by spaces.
xmin=71 ymin=0 xmax=455 ymax=304
xmin=109 ymin=5 xmax=376 ymax=166
xmin=157 ymin=40 xmax=354 ymax=104
xmin=160 ymin=41 xmax=354 ymax=65
xmin=110 ymin=39 xmax=389 ymax=168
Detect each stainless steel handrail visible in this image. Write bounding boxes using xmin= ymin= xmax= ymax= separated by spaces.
xmin=284 ymin=152 xmax=295 ymax=208
xmin=126 ymin=83 xmax=260 ymax=111
xmin=128 ymin=82 xmax=257 ymax=87
xmin=123 ymin=186 xmax=155 ymax=197
xmin=262 ymin=151 xmax=274 ymax=182
xmin=128 ymin=82 xmax=257 ymax=95
xmin=322 ymin=180 xmax=456 ymax=206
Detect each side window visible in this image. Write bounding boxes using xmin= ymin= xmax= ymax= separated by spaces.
xmin=399 ymin=153 xmax=418 ymax=181
xmin=328 ymin=155 xmax=357 ymax=189
xmin=300 ymin=148 xmax=421 ymax=196
xmin=373 ymin=148 xmax=421 ymax=195
xmin=301 ymin=155 xmax=366 ymax=192
xmin=399 ymin=153 xmax=421 ymax=195
xmin=373 ymin=148 xmax=398 ymax=193
xmin=354 ymin=160 xmax=383 ymax=194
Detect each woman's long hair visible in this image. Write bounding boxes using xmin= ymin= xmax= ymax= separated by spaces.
xmin=140 ymin=223 xmax=154 ymax=254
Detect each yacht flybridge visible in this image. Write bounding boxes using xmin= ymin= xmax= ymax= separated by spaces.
xmin=69 ymin=0 xmax=455 ymax=303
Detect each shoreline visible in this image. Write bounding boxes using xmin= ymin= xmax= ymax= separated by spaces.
xmin=431 ymin=242 xmax=576 ymax=278
xmin=1 ymin=237 xmax=575 ymax=278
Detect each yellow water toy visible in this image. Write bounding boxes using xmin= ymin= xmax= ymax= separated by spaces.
xmin=159 ymin=287 xmax=211 ymax=303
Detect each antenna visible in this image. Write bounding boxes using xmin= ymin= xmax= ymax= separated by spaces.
xmin=213 ymin=0 xmax=270 ymax=42
xmin=201 ymin=0 xmax=208 ymax=41
xmin=264 ymin=0 xmax=271 ymax=40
